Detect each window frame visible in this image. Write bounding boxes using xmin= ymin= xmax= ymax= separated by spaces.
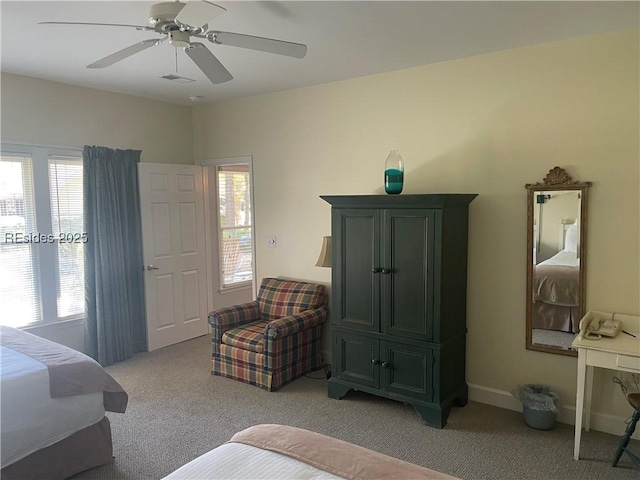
xmin=215 ymin=163 xmax=253 ymax=291
xmin=0 ymin=143 xmax=84 ymax=328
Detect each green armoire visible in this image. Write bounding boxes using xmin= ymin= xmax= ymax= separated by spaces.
xmin=321 ymin=194 xmax=477 ymax=428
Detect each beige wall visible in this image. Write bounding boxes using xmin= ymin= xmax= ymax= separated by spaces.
xmin=1 ymin=73 xmax=193 ymax=164
xmin=193 ymin=29 xmax=639 ymax=419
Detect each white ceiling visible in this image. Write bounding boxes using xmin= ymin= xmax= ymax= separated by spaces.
xmin=1 ymin=1 xmax=638 ymax=106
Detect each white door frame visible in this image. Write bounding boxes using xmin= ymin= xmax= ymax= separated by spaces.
xmin=199 ymin=156 xmax=257 ymax=308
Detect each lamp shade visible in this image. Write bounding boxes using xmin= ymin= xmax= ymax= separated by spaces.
xmin=315 ymin=236 xmax=332 ymax=267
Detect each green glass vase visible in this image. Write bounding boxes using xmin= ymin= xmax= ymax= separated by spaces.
xmin=384 ymin=150 xmax=404 ymax=194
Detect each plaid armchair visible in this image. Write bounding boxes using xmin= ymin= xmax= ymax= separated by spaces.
xmin=208 ymin=278 xmax=328 ymax=391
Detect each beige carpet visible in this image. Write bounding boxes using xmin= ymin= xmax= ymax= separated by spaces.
xmin=72 ymin=335 xmax=639 ymax=480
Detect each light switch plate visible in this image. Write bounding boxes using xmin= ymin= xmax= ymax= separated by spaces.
xmin=266 ymin=235 xmax=276 ymax=248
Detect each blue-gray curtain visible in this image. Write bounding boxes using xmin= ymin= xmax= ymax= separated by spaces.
xmin=83 ymin=145 xmax=147 ymax=366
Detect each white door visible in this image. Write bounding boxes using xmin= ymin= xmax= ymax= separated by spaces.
xmin=138 ymin=163 xmax=208 ymax=351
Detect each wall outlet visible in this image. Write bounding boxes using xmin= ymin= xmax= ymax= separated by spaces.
xmin=266 ymin=235 xmax=277 ymax=248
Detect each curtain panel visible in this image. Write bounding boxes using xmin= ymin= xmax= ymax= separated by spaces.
xmin=83 ymin=145 xmax=146 ymax=366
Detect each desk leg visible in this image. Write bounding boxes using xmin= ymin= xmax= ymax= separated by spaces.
xmin=584 ymin=365 xmax=594 ymax=432
xmin=574 ymin=349 xmax=587 ymax=460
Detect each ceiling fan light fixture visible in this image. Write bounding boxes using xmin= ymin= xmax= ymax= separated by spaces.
xmin=169 ymin=30 xmax=190 ymax=48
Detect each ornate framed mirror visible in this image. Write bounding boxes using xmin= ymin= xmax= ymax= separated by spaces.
xmin=525 ymin=167 xmax=591 ymax=356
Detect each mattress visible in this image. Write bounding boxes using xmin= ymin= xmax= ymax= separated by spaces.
xmin=1 ymin=326 xmax=127 ymax=479
xmin=0 ymin=345 xmax=105 ymax=467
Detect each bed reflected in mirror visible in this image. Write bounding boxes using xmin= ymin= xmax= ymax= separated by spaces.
xmin=525 ymin=167 xmax=591 ymax=356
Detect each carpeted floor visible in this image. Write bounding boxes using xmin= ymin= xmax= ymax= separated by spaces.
xmin=72 ymin=335 xmax=639 ymax=480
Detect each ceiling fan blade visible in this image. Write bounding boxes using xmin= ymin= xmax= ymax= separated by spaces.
xmin=87 ymin=39 xmax=161 ymax=69
xmin=39 ymin=21 xmax=152 ymax=31
xmin=209 ymin=31 xmax=307 ymax=58
xmin=184 ymin=43 xmax=232 ymax=84
xmin=175 ymin=1 xmax=226 ymax=29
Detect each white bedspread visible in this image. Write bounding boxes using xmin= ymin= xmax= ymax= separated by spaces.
xmin=162 ymin=442 xmax=345 ymax=480
xmin=538 ymin=250 xmax=579 ymax=267
xmin=0 ymin=345 xmax=105 ymax=467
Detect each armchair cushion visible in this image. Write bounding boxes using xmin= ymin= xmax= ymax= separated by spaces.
xmin=257 ymin=278 xmax=326 ymax=321
xmin=209 ymin=301 xmax=261 ymax=358
xmin=223 ymin=320 xmax=269 ymax=353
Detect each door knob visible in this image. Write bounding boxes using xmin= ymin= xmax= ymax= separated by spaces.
xmin=146 ymin=265 xmax=159 ymax=271
xmin=381 ymin=268 xmax=391 ymax=274
xmin=381 ymin=361 xmax=390 ymax=368
xmin=371 ymin=358 xmax=380 ymax=365
xmin=372 ymin=267 xmax=381 ymax=273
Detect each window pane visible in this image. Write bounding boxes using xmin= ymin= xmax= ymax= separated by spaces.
xmin=49 ymin=157 xmax=84 ymax=318
xmin=220 ymin=229 xmax=252 ymax=286
xmin=0 ymin=156 xmax=41 ymax=326
xmin=218 ymin=167 xmax=251 ymax=229
xmin=217 ymin=165 xmax=252 ymax=288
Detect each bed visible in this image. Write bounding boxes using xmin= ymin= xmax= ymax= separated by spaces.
xmin=0 ymin=326 xmax=128 ymax=480
xmin=532 ymin=222 xmax=581 ymax=334
xmin=164 ymin=424 xmax=457 ymax=480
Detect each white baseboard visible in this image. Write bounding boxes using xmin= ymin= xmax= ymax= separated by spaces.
xmin=468 ymin=383 xmax=639 ymax=440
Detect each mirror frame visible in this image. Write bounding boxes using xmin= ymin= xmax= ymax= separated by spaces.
xmin=525 ymin=167 xmax=591 ymax=356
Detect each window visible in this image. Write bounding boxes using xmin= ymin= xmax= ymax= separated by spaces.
xmin=0 ymin=155 xmax=40 ymax=326
xmin=0 ymin=145 xmax=83 ymax=327
xmin=216 ymin=164 xmax=252 ymax=289
xmin=49 ymin=157 xmax=84 ymax=318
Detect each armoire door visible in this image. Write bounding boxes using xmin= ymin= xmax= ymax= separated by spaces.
xmin=332 ymin=209 xmax=380 ymax=332
xmin=381 ymin=209 xmax=435 ymax=342
xmin=334 ymin=331 xmax=380 ymax=388
xmin=381 ymin=340 xmax=434 ymax=402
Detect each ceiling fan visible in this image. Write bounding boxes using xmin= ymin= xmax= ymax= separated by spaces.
xmin=39 ymin=0 xmax=307 ymax=85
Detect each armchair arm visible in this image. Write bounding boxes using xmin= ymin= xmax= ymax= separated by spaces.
xmin=208 ymin=301 xmax=260 ymax=333
xmin=209 ymin=302 xmax=261 ymax=358
xmin=265 ymin=306 xmax=328 ymax=339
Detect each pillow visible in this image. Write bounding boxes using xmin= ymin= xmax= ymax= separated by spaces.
xmin=564 ymin=223 xmax=578 ymax=253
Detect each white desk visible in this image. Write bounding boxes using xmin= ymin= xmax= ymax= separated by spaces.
xmin=572 ymin=311 xmax=640 ymax=460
